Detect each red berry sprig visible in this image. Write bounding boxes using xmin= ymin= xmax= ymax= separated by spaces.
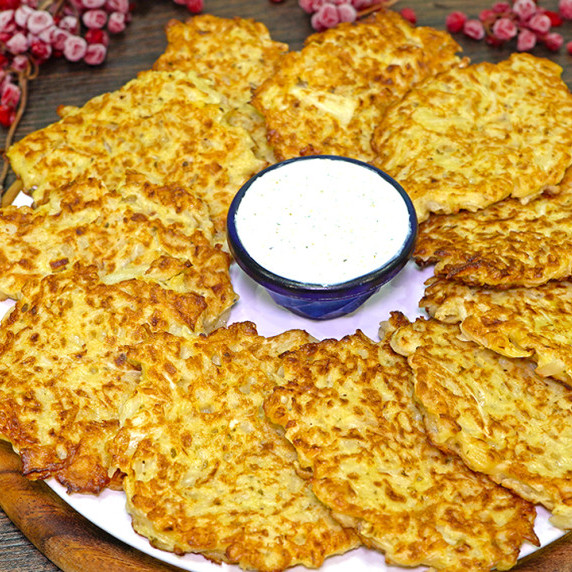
xmin=299 ymin=0 xmax=416 ymax=32
xmin=0 ymin=0 xmax=203 ymax=200
xmin=0 ymin=0 xmax=204 ymax=129
xmin=0 ymin=0 xmax=136 ymax=139
xmin=446 ymin=0 xmax=572 ymax=53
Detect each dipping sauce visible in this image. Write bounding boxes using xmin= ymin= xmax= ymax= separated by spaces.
xmin=233 ymin=156 xmax=412 ymax=286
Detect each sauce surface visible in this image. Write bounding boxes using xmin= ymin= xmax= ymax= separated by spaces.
xmin=234 ymin=158 xmax=411 ymax=286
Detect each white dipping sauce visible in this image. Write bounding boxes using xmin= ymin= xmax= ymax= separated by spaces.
xmin=234 ymin=158 xmax=411 ymax=286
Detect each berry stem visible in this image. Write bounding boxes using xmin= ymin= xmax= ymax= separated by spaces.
xmin=0 ymin=59 xmax=35 ymax=202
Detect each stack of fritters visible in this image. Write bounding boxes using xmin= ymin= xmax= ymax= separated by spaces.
xmin=390 ymin=313 xmax=572 ymax=531
xmin=153 ymin=14 xmax=288 ymax=164
xmin=413 ymin=168 xmax=572 ymax=287
xmin=0 ymin=175 xmax=235 ymax=330
xmin=7 ymin=68 xmax=265 ymax=231
xmin=264 ymin=330 xmax=538 ymax=571
xmin=0 ymin=266 xmax=207 ymax=493
xmin=421 ymin=277 xmax=572 ymax=383
xmin=4 ymin=8 xmax=572 ymax=572
xmin=109 ymin=322 xmax=360 ymax=571
xmin=253 ymin=9 xmax=465 ymax=162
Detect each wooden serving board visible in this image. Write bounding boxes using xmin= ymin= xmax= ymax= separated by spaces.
xmin=2 ymin=438 xmax=572 ymax=572
xmin=0 ymin=441 xmax=183 ymax=572
xmin=2 ymin=0 xmax=572 ymax=570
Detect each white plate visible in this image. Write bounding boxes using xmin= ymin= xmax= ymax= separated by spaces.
xmin=3 ymin=191 xmax=563 ymax=570
xmin=36 ymin=259 xmax=563 ymax=572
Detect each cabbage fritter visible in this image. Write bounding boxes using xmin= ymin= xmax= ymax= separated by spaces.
xmin=153 ymin=14 xmax=287 ymax=164
xmin=0 ymin=265 xmax=206 ymax=494
xmin=372 ymin=53 xmax=572 ymax=222
xmin=109 ymin=322 xmax=359 ymax=571
xmin=413 ymin=175 xmax=572 ymax=287
xmin=391 ymin=313 xmax=572 ymax=530
xmin=264 ymin=330 xmax=538 ymax=571
xmin=421 ymin=277 xmax=572 ymax=385
xmin=154 ymin=14 xmax=287 ymax=106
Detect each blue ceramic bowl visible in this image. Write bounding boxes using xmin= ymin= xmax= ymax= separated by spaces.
xmin=227 ymin=156 xmax=417 ymax=320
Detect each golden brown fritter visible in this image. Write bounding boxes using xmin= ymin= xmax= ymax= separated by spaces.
xmin=154 ymin=15 xmax=288 ymax=106
xmin=109 ymin=322 xmax=359 ymax=571
xmin=153 ymin=14 xmax=288 ymax=164
xmin=253 ymin=9 xmax=464 ymax=162
xmin=0 ymin=265 xmax=207 ymax=494
xmin=0 ymin=176 xmax=235 ymax=331
xmin=421 ymin=277 xmax=572 ymax=385
xmin=372 ymin=53 xmax=572 ymax=222
xmin=390 ymin=313 xmax=572 ymax=530
xmin=413 ymin=174 xmax=572 ymax=287
xmin=7 ymin=70 xmax=266 ymax=230
xmin=264 ymin=330 xmax=538 ymax=571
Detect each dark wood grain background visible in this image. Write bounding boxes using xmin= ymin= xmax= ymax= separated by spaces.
xmin=1 ymin=0 xmax=572 ymax=570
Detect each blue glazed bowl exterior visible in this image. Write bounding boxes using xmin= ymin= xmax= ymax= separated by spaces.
xmin=227 ymin=156 xmax=418 ymax=320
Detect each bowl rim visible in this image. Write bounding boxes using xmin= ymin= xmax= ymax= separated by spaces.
xmin=227 ymin=155 xmax=418 ymax=300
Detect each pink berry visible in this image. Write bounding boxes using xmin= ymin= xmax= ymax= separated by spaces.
xmin=299 ymin=0 xmax=317 ymax=13
xmin=1 ymin=81 xmax=20 ymax=107
xmin=517 ymin=28 xmax=537 ymax=50
xmin=82 ymin=9 xmax=107 ymax=29
xmin=479 ymin=9 xmax=496 ymax=23
xmin=107 ymin=11 xmax=126 ymax=33
xmin=527 ymin=12 xmax=551 ymax=33
xmin=544 ymin=31 xmax=564 ymax=50
xmin=38 ymin=24 xmax=55 ymax=43
xmin=492 ymin=17 xmax=518 ymax=40
xmin=106 ymin=0 xmax=129 ymax=12
xmin=399 ymin=7 xmax=416 ymax=24
xmin=463 ymin=19 xmax=485 ymax=40
xmin=185 ymin=0 xmax=203 ymax=13
xmin=51 ymin=28 xmax=70 ymax=51
xmin=14 ymin=4 xmax=33 ymax=27
xmin=491 ymin=2 xmax=511 ymax=13
xmin=84 ymin=42 xmax=106 ymax=65
xmin=560 ymin=0 xmax=572 ymax=19
xmin=11 ymin=54 xmax=27 ymax=71
xmin=27 ymin=9 xmax=54 ymax=35
xmin=513 ymin=0 xmax=537 ymax=21
xmin=63 ymin=34 xmax=87 ymax=61
xmin=58 ymin=15 xmax=79 ymax=33
xmin=29 ymin=36 xmax=52 ymax=60
xmin=0 ymin=10 xmax=15 ymax=33
xmin=445 ymin=11 xmax=467 ymax=33
xmin=311 ymin=3 xmax=340 ymax=30
xmin=337 ymin=2 xmax=356 ymax=22
xmin=6 ymin=31 xmax=28 ymax=54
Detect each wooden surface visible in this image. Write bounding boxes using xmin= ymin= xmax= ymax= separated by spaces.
xmin=1 ymin=0 xmax=572 ymax=570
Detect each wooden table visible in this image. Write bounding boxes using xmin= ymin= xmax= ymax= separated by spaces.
xmin=1 ymin=0 xmax=572 ymax=570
